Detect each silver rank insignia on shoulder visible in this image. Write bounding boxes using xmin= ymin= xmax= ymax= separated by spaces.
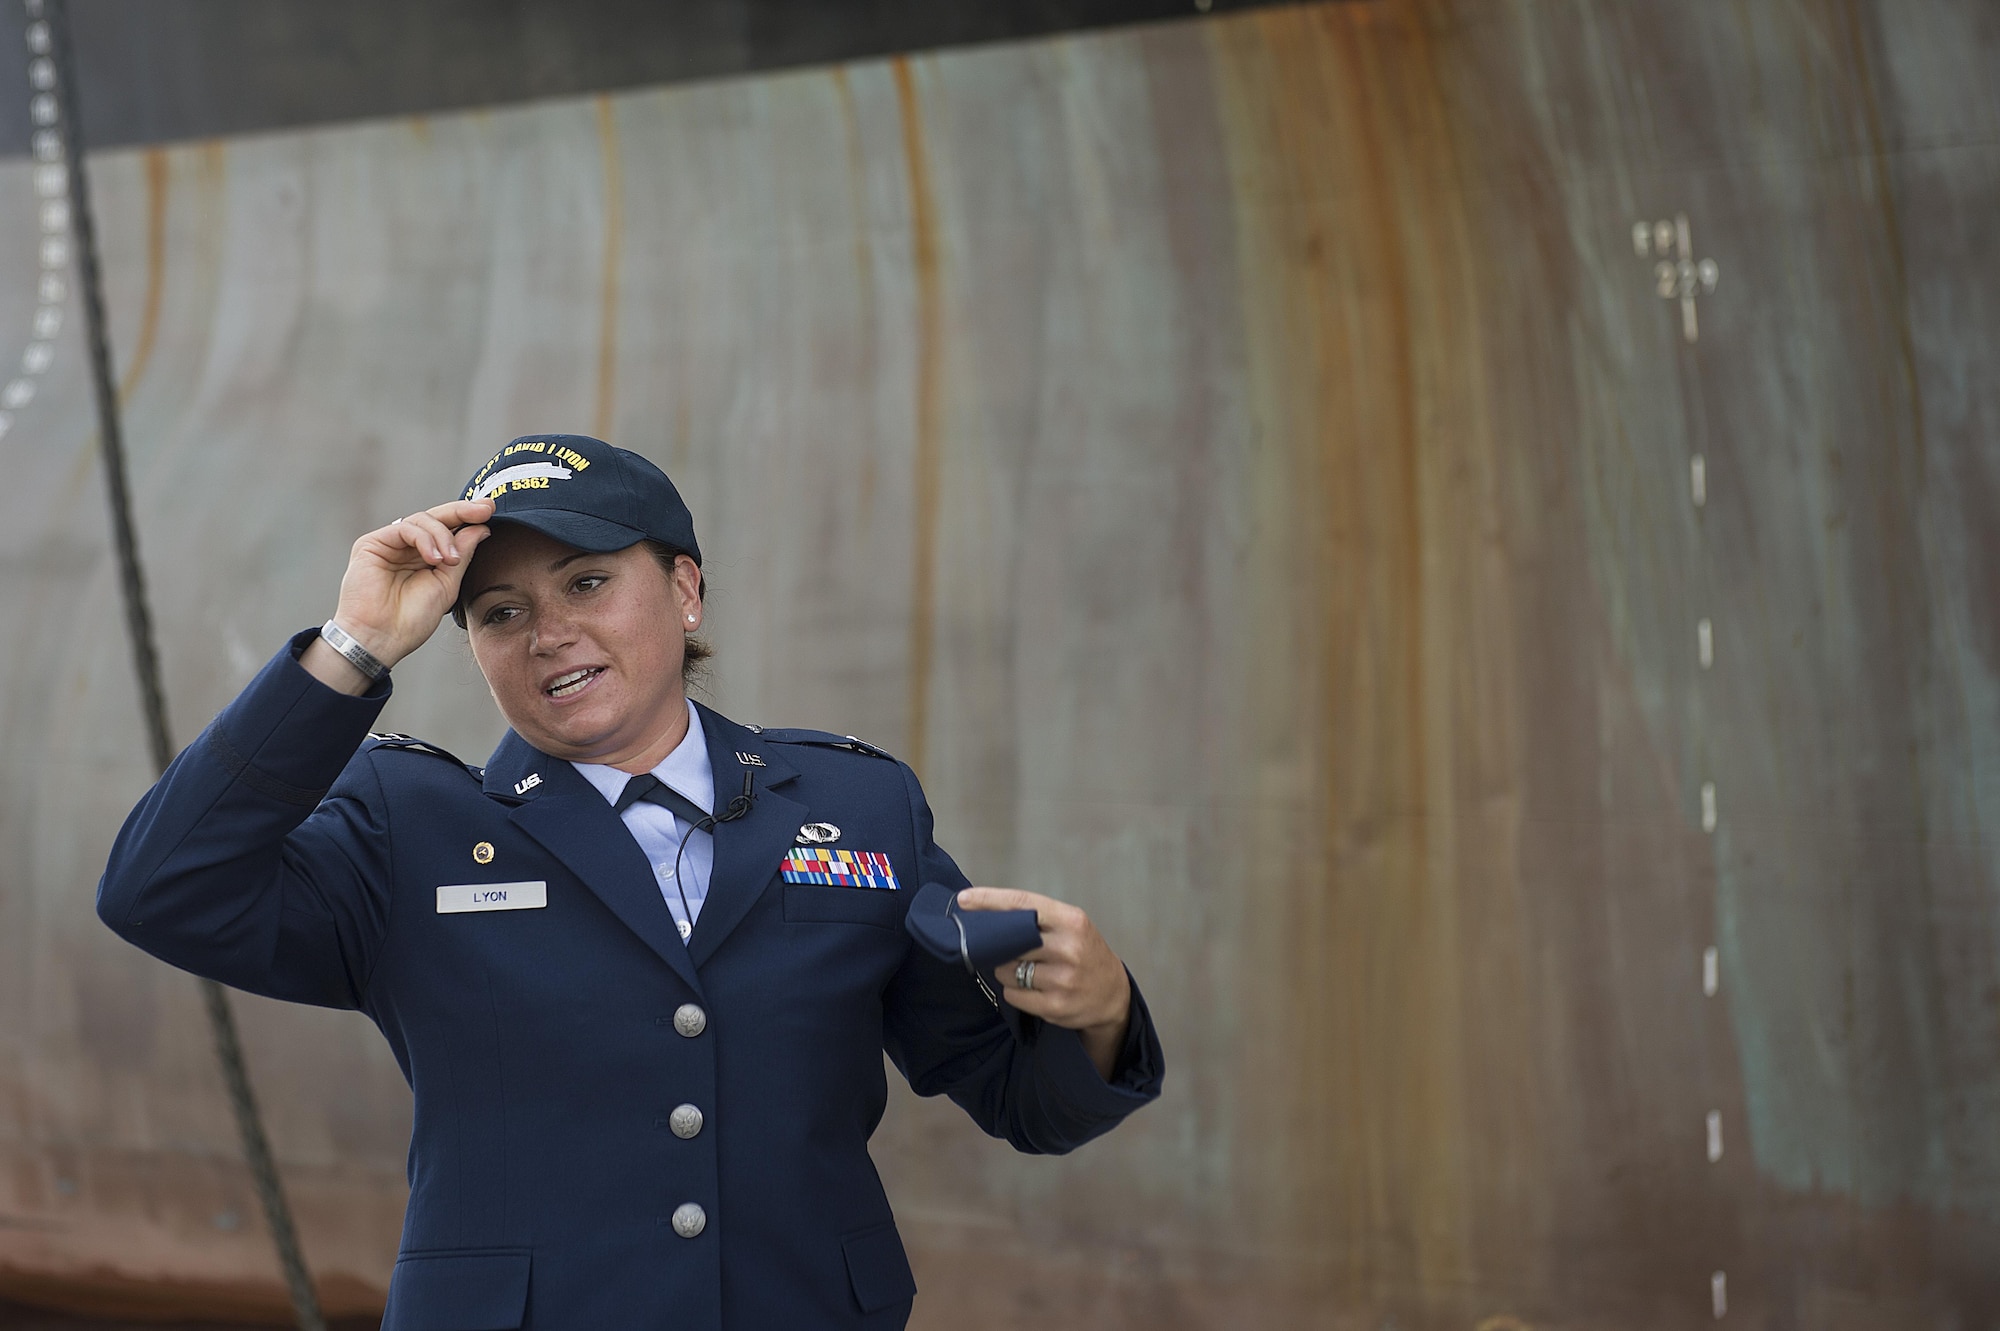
xmin=796 ymin=822 xmax=841 ymax=846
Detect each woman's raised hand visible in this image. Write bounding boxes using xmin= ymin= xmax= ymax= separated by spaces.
xmin=304 ymin=498 xmax=494 ymax=692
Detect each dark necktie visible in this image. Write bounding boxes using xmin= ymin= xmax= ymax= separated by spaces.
xmin=613 ymin=773 xmax=712 ymax=828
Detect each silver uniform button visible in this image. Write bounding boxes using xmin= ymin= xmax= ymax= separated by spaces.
xmin=673 ymin=1004 xmax=707 ymax=1038
xmin=669 ymin=1103 xmax=704 ymax=1139
xmin=671 ymin=1203 xmax=706 ymax=1238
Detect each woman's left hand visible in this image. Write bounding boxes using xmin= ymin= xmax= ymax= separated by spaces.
xmin=956 ymin=886 xmax=1133 ymax=1080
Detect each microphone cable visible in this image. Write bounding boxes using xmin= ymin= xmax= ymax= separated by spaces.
xmin=660 ymin=769 xmax=754 ymax=940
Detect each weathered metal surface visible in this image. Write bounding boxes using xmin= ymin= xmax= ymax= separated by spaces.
xmin=0 ymin=1 xmax=1995 ymax=1327
xmin=0 ymin=0 xmax=1306 ymax=158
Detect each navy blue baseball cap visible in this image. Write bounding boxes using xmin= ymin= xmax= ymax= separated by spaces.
xmin=459 ymin=433 xmax=701 ymax=564
xmin=904 ymin=882 xmax=1043 ymax=976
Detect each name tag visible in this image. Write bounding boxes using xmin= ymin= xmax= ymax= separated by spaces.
xmin=436 ymin=881 xmax=548 ymax=914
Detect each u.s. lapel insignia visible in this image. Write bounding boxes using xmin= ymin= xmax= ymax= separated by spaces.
xmin=514 ymin=773 xmax=542 ymax=795
xmin=796 ymin=822 xmax=841 ymax=846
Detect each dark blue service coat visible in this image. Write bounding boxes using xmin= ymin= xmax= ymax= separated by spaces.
xmin=98 ymin=631 xmax=1163 ymax=1330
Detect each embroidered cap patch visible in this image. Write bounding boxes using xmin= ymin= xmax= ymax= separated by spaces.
xmin=781 ymin=848 xmax=899 ymax=890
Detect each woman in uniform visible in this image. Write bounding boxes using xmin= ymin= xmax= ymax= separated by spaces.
xmin=98 ymin=433 xmax=1162 ymax=1331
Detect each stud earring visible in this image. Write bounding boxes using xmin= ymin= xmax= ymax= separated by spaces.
xmin=687 ymin=615 xmax=696 ymax=624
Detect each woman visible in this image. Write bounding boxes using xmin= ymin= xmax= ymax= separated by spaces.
xmin=98 ymin=434 xmax=1162 ymax=1331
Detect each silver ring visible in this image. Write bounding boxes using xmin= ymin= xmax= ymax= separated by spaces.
xmin=1015 ymin=960 xmax=1036 ymax=991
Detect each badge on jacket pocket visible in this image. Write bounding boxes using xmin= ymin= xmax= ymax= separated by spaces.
xmin=779 ymin=849 xmax=898 ymax=890
xmin=436 ymin=881 xmax=548 ymax=913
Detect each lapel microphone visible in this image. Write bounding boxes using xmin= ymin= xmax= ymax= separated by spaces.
xmin=717 ymin=771 xmax=755 ymax=824
xmin=661 ymin=771 xmax=752 ymax=944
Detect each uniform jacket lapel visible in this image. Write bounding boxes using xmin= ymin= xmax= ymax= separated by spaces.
xmin=483 ymin=731 xmax=705 ymax=996
xmin=687 ymin=704 xmax=803 ymax=968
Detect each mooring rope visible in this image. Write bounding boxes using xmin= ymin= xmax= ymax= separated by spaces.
xmin=3 ymin=0 xmax=70 ymax=441
xmin=34 ymin=3 xmax=327 ymax=1327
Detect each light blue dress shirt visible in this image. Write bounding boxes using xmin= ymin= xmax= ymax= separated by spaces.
xmin=571 ymin=699 xmax=714 ymax=941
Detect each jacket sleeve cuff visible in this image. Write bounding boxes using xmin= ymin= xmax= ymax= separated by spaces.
xmin=204 ymin=629 xmax=393 ymax=802
xmin=1027 ymin=969 xmax=1164 ymax=1121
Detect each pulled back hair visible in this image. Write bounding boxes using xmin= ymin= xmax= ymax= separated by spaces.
xmin=644 ymin=541 xmax=714 ymax=686
xmin=451 ymin=537 xmax=714 ymax=686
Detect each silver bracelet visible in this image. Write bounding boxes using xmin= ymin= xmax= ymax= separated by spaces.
xmin=320 ymin=619 xmax=389 ymax=682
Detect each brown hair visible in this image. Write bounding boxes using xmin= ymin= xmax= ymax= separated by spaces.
xmin=643 ymin=541 xmax=713 ymax=685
